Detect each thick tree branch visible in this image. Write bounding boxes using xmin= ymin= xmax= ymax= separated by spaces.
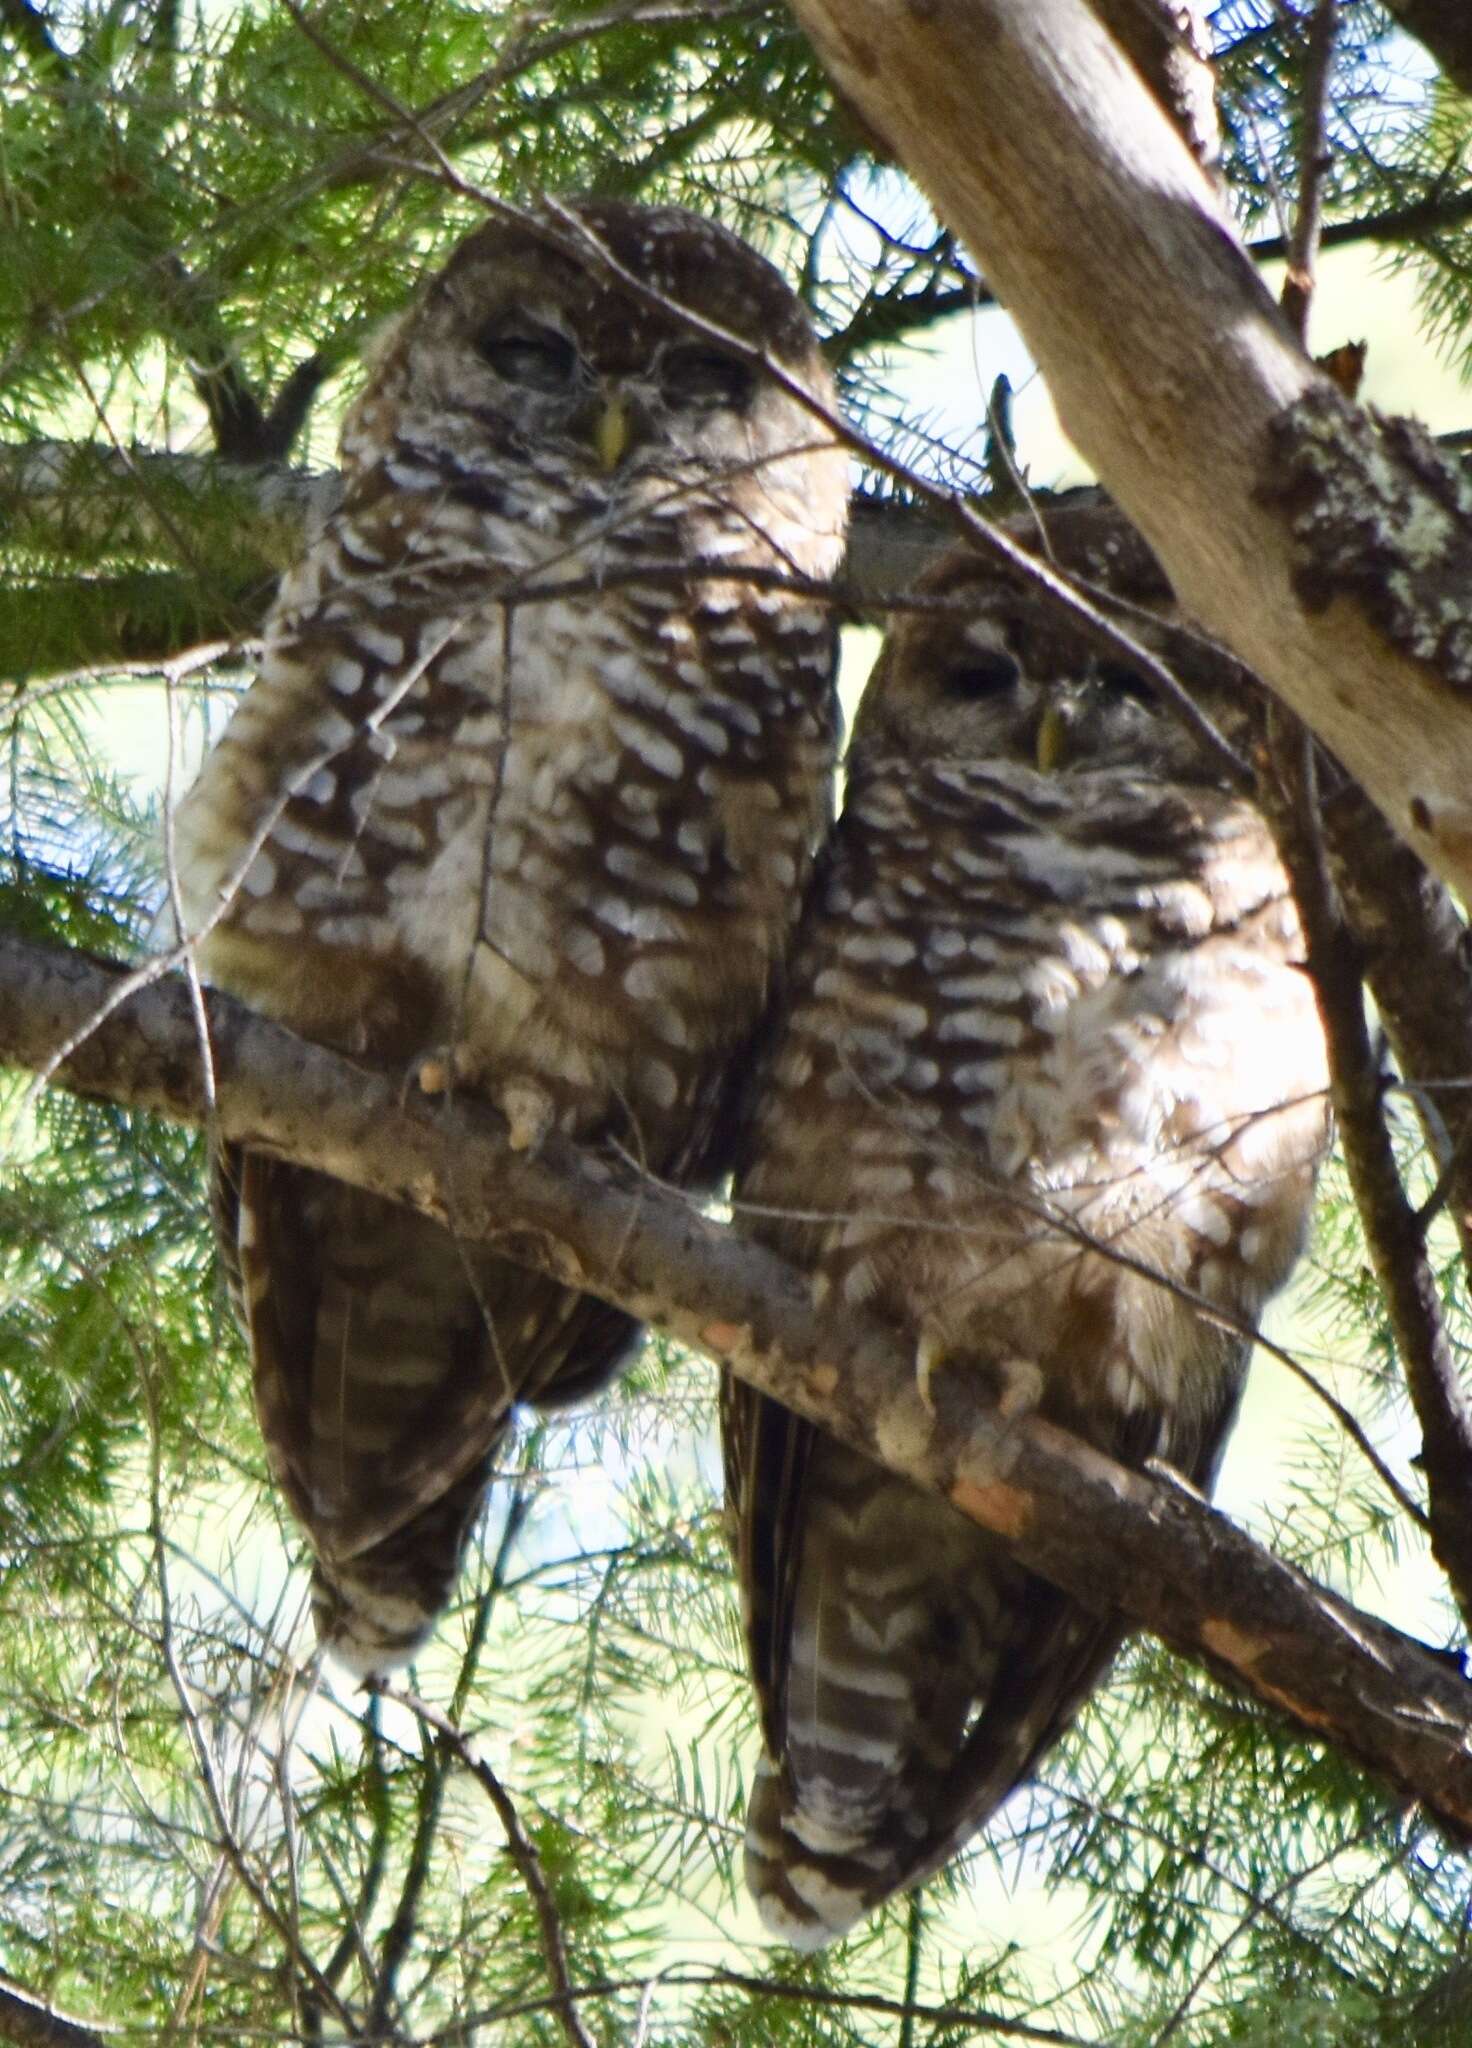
xmin=784 ymin=0 xmax=1472 ymax=906
xmin=0 ymin=1982 xmax=107 ymax=2048
xmin=3 ymin=931 xmax=1471 ymax=1846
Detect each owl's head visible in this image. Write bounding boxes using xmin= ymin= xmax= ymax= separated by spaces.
xmin=853 ymin=520 xmax=1255 ymax=783
xmin=341 ymin=197 xmax=847 ymax=560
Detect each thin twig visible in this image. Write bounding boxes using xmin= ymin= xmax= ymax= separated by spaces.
xmin=382 ymin=1687 xmax=601 ymax=2048
xmin=1280 ymin=0 xmax=1338 ymax=343
xmin=426 ymin=1967 xmax=1097 ymax=2046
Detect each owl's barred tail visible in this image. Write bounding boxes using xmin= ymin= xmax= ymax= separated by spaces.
xmin=742 ymin=1448 xmax=1014 ymax=1947
xmin=737 ymin=1439 xmax=1130 ymax=1946
xmin=745 ymin=1755 xmax=895 ymax=1948
xmin=226 ymin=1149 xmax=640 ymax=1675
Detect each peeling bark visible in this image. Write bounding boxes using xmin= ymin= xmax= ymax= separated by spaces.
xmin=1261 ymin=394 xmax=1472 ymax=694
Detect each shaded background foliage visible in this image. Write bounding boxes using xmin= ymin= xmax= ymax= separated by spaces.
xmin=3 ymin=1 xmax=1472 ymax=2041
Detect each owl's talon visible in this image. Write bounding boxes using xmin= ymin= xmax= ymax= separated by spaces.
xmin=501 ymin=1080 xmax=555 ymax=1156
xmin=992 ymin=1355 xmax=1045 ymax=1420
xmin=915 ymin=1332 xmax=945 ymax=1415
xmin=417 ymin=1055 xmax=451 ymax=1098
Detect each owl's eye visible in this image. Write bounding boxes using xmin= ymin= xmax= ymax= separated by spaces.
xmin=941 ymin=651 xmax=1021 ymax=700
xmin=1098 ymin=662 xmax=1154 ymax=704
xmin=661 ymin=344 xmax=754 ymax=410
xmin=475 ymin=323 xmax=579 ymax=390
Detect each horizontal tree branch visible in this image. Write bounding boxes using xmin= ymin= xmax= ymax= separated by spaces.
xmin=0 ymin=443 xmax=951 ymax=678
xmin=3 ymin=931 xmax=1471 ymax=1846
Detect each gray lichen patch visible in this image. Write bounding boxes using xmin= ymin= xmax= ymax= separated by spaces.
xmin=1259 ymin=386 xmax=1472 ymax=690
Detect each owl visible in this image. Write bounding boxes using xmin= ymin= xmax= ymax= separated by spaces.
xmin=174 ymin=198 xmax=848 ymax=1673
xmin=722 ymin=527 xmax=1330 ymax=1946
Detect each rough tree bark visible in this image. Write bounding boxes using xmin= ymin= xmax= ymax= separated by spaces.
xmin=4 ymin=931 xmax=1471 ymax=1846
xmin=784 ymin=0 xmax=1472 ymax=906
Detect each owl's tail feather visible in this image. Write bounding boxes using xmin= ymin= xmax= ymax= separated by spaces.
xmin=742 ymin=1451 xmax=1007 ymax=1946
xmin=309 ymin=1457 xmax=496 ymax=1677
xmin=742 ymin=1446 xmax=1122 ymax=1947
xmin=744 ymin=1755 xmax=898 ymax=1949
xmin=221 ymin=1146 xmax=640 ymax=1675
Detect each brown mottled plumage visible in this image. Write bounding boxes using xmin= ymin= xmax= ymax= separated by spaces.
xmin=723 ymin=536 xmax=1329 ymax=1946
xmin=175 ymin=199 xmax=847 ymax=1673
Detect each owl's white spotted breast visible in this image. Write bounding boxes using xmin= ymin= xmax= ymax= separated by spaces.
xmin=743 ymin=750 xmax=1327 ymax=1446
xmin=175 ymin=466 xmax=838 ymax=1164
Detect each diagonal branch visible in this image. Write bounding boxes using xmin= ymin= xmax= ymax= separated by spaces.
xmin=3 ymin=932 xmax=1472 ymax=1847
xmin=0 ymin=1982 xmax=107 ymax=2048
xmin=1315 ymin=783 xmax=1472 ymax=1286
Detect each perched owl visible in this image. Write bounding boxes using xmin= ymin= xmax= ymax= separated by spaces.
xmin=723 ymin=527 xmax=1330 ymax=1946
xmin=174 ymin=199 xmax=847 ymax=1673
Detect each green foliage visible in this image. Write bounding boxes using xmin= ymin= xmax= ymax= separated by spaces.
xmin=3 ymin=1 xmax=1472 ymax=2042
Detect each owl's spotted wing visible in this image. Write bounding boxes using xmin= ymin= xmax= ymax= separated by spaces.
xmin=217 ymin=1144 xmax=639 ymax=1671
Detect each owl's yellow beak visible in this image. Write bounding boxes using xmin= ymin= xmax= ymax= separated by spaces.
xmin=1036 ymin=703 xmax=1067 ymax=773
xmin=595 ymin=392 xmax=632 ymax=472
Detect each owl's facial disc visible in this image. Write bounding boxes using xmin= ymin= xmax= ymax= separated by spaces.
xmin=466 ymin=297 xmax=762 ymax=475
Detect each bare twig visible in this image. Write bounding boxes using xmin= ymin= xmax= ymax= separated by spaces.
xmin=1280 ymin=0 xmax=1339 ymax=344
xmin=385 ymin=1687 xmax=600 ymax=2048
xmin=415 ymin=1967 xmax=1096 ymax=2045
xmin=363 ymin=1470 xmax=535 ymax=2036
